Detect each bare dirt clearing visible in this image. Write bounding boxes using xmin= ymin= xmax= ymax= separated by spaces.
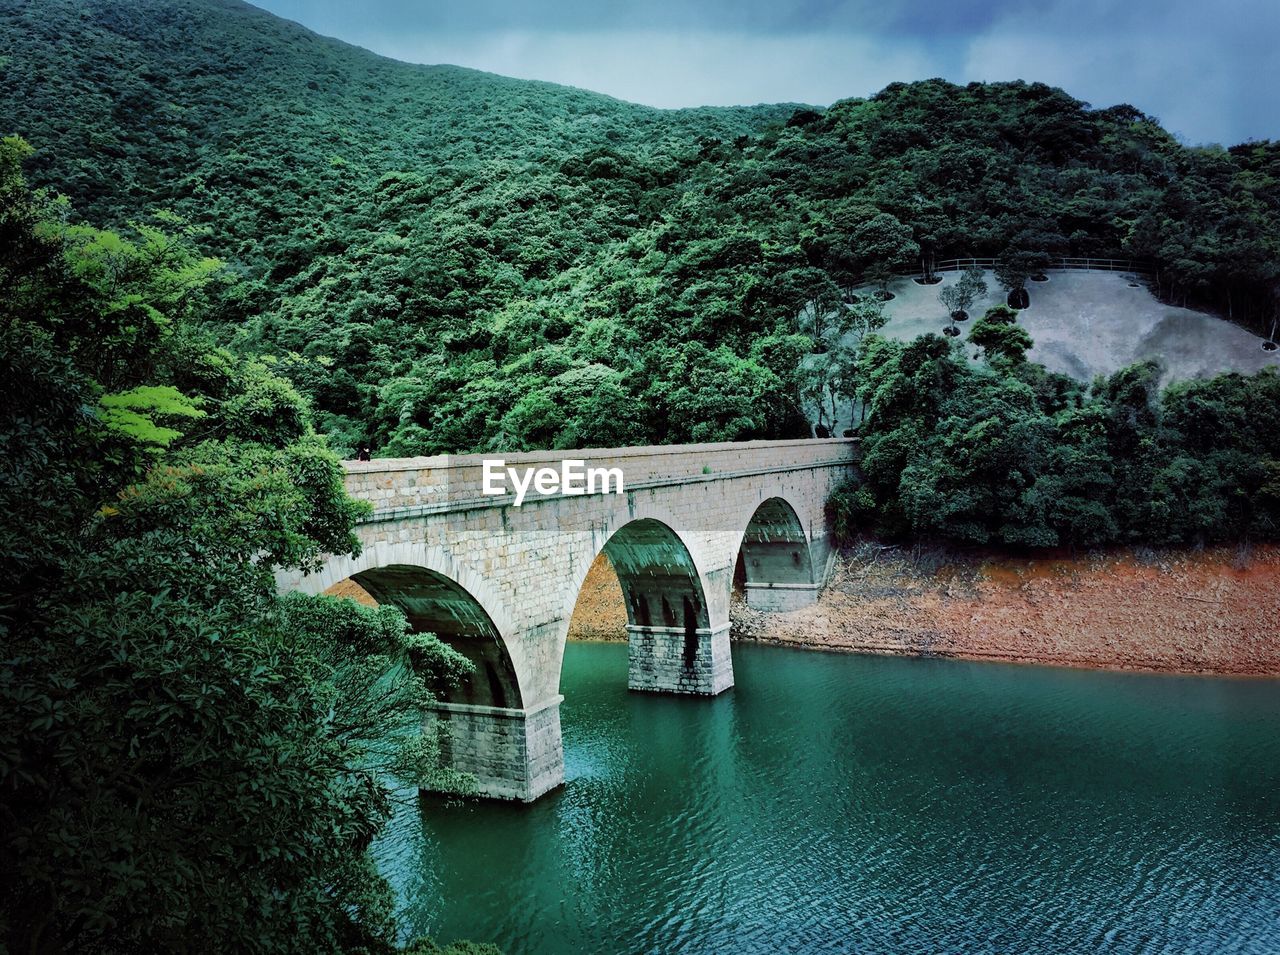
xmin=876 ymin=270 xmax=1279 ymax=385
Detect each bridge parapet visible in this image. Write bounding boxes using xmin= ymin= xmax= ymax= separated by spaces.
xmin=344 ymin=437 xmax=857 ymax=518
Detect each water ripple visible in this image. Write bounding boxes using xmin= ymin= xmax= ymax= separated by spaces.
xmin=374 ymin=644 xmax=1280 ymax=954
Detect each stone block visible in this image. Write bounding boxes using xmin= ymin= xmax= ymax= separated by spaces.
xmin=744 ymin=581 xmax=820 ymax=612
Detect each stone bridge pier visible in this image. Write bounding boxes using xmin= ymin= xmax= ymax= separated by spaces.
xmin=278 ymin=439 xmax=857 ymax=802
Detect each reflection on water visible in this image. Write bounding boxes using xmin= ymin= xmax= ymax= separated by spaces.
xmin=375 ymin=643 xmax=1280 ymax=954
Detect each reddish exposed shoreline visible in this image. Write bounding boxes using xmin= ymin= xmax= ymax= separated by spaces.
xmin=567 ymin=547 xmax=1280 ymax=677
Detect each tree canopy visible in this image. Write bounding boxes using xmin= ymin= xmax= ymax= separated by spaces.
xmin=3 ymin=0 xmax=1276 ymax=456
xmin=832 ymin=314 xmax=1280 ymax=549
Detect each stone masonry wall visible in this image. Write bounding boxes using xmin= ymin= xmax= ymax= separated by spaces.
xmin=627 ymin=625 xmax=734 ymax=695
xmin=342 ymin=438 xmax=855 ymax=516
xmin=426 ymin=697 xmax=564 ymax=802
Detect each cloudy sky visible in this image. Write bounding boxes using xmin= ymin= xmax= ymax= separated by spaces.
xmin=253 ymin=0 xmax=1278 ymax=146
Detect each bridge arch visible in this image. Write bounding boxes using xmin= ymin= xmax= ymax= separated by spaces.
xmin=733 ymin=494 xmax=821 ymax=611
xmin=292 ymin=539 xmax=529 ymax=705
xmin=351 ymin=565 xmax=522 ymax=709
xmin=602 ymin=517 xmax=711 ymax=632
xmin=296 ymin=540 xmax=560 ymax=801
xmin=558 ymin=514 xmax=732 ymax=697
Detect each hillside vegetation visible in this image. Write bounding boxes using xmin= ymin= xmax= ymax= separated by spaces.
xmin=4 ymin=0 xmax=1278 ymax=456
xmin=834 ymin=329 xmax=1280 ymax=549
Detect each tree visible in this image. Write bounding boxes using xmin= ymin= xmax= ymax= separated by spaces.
xmin=828 ymin=338 xmax=863 ymax=431
xmin=994 ymin=248 xmax=1050 ymax=309
xmin=850 ymin=212 xmax=919 ymax=294
xmin=968 ymin=305 xmax=1034 ymax=365
xmin=799 ymin=350 xmax=838 ymax=434
xmin=834 ymin=295 xmax=887 ymax=428
xmin=798 ymin=295 xmax=887 ymax=433
xmin=837 ymin=293 xmax=889 ymax=346
xmin=939 ymin=266 xmax=990 ymax=334
xmin=793 ymin=270 xmax=845 ymax=350
xmin=938 ymin=285 xmax=964 ymax=335
xmin=957 ymin=267 xmax=989 ymax=313
xmin=898 ymin=375 xmax=1054 ymax=545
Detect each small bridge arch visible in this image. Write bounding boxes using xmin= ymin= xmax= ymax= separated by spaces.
xmin=594 ymin=515 xmax=732 ymax=697
xmin=734 ymin=495 xmax=822 ymax=612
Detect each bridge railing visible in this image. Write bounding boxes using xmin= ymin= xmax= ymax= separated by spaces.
xmin=926 ymin=256 xmax=1153 ymax=275
xmin=843 ymin=256 xmax=1154 ymax=297
xmin=344 ymin=438 xmax=858 ymax=519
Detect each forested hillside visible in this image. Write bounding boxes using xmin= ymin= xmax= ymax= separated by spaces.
xmin=0 ymin=135 xmax=491 ymax=952
xmin=3 ymin=0 xmax=1278 ymax=456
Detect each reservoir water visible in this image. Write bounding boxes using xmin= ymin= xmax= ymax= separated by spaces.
xmin=375 ymin=642 xmax=1280 ymax=954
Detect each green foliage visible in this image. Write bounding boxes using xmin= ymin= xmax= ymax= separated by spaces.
xmin=4 ymin=3 xmax=1276 ymax=454
xmin=0 ymin=136 xmax=479 ymax=952
xmin=826 ymin=479 xmax=879 ymax=544
xmin=276 ymin=594 xmax=477 ymax=793
xmin=497 ymin=363 xmax=646 ymax=450
xmin=994 ymin=247 xmax=1050 ymax=292
xmin=798 ymin=293 xmax=887 ymax=433
xmin=968 ymin=305 xmax=1035 ymax=365
xmin=105 ymin=435 xmax=369 ymax=575
xmin=1 ymin=6 xmax=1277 ymax=942
xmin=938 ymin=284 xmax=964 ymax=317
xmin=940 ymin=266 xmax=989 ymax=322
xmin=97 ymin=384 xmax=205 ymax=447
xmin=218 ymin=359 xmax=312 ymax=446
xmin=838 ymin=328 xmax=1280 ymax=548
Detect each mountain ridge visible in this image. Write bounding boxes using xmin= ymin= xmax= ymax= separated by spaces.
xmin=2 ymin=0 xmax=1276 ymax=457
xmin=0 ymin=0 xmax=794 ymax=230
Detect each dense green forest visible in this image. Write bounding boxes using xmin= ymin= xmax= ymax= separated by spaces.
xmin=0 ymin=138 xmax=492 ymax=953
xmin=4 ymin=0 xmax=1278 ymax=457
xmin=829 ymin=311 xmax=1280 ymax=549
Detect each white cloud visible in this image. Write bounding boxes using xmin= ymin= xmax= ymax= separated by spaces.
xmin=344 ymin=29 xmax=944 ymax=109
xmin=960 ymin=0 xmax=1280 ymax=144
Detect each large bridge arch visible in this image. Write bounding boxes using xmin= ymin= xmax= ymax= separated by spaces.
xmin=603 ymin=517 xmax=711 ymax=633
xmin=351 ymin=564 xmax=522 ymax=710
xmin=289 ymin=540 xmax=563 ymax=802
xmin=554 ymin=514 xmax=733 ymax=698
xmin=289 ymin=540 xmax=533 ymax=704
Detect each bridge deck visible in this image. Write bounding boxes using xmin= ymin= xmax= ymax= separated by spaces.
xmin=343 ymin=437 xmax=858 ymax=520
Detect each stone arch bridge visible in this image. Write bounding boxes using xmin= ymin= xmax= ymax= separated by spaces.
xmin=277 ymin=438 xmax=857 ymax=801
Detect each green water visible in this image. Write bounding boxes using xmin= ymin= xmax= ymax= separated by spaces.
xmin=376 ymin=643 xmax=1280 ymax=954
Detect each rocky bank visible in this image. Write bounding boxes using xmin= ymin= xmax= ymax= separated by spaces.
xmin=567 ymin=546 xmax=1280 ymax=676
